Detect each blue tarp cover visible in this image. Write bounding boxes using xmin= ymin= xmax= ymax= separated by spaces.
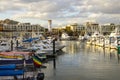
xmin=22 ymin=37 xmax=39 ymax=42
xmin=0 ymin=64 xmax=16 ymax=70
xmin=0 ymin=70 xmax=24 ymax=76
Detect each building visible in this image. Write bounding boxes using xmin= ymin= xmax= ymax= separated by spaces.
xmin=101 ymin=23 xmax=116 ymax=35
xmin=85 ymin=22 xmax=99 ymax=35
xmin=0 ymin=23 xmax=46 ymax=38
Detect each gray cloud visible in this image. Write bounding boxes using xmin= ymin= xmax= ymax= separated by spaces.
xmin=0 ymin=0 xmax=120 ymax=25
xmin=20 ymin=0 xmax=41 ymax=3
xmin=83 ymin=0 xmax=120 ymax=14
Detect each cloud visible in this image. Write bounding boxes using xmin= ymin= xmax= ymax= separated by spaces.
xmin=20 ymin=0 xmax=41 ymax=3
xmin=81 ymin=0 xmax=120 ymax=14
xmin=0 ymin=0 xmax=28 ymax=12
xmin=0 ymin=0 xmax=120 ymax=26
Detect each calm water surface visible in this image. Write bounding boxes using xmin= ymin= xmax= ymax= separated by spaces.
xmin=43 ymin=41 xmax=120 ymax=80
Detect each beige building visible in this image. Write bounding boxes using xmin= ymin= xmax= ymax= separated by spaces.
xmin=85 ymin=22 xmax=99 ymax=35
xmin=66 ymin=23 xmax=85 ymax=32
xmin=100 ymin=23 xmax=116 ymax=35
xmin=0 ymin=23 xmax=45 ymax=38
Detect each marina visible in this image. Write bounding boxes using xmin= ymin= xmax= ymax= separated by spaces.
xmin=1 ymin=28 xmax=120 ymax=80
xmin=1 ymin=38 xmax=120 ymax=80
xmin=0 ymin=0 xmax=120 ymax=79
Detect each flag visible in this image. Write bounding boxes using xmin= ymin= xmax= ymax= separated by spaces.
xmin=32 ymin=55 xmax=42 ymax=68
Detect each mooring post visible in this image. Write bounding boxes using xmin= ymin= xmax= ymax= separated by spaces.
xmin=117 ymin=37 xmax=120 ymax=60
xmin=103 ymin=37 xmax=105 ymax=48
xmin=53 ymin=38 xmax=56 ymax=69
xmin=11 ymin=40 xmax=13 ymax=51
xmin=109 ymin=37 xmax=111 ymax=49
xmin=16 ymin=40 xmax=18 ymax=48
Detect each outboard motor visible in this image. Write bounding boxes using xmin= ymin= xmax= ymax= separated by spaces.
xmin=37 ymin=73 xmax=44 ymax=80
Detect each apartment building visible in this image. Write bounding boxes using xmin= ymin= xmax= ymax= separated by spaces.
xmin=0 ymin=23 xmax=45 ymax=38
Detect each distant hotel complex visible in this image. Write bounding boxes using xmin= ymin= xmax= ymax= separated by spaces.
xmin=0 ymin=21 xmax=46 ymax=38
xmin=54 ymin=22 xmax=120 ymax=36
xmin=0 ymin=19 xmax=120 ymax=38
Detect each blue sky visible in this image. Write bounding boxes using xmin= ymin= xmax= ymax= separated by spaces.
xmin=0 ymin=0 xmax=120 ymax=27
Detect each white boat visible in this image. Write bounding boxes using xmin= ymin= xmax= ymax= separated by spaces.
xmin=22 ymin=33 xmax=66 ymax=54
xmin=90 ymin=31 xmax=104 ymax=46
xmin=61 ymin=32 xmax=70 ymax=40
xmin=104 ymin=37 xmax=110 ymax=48
xmin=109 ymin=30 xmax=120 ymax=49
xmin=78 ymin=35 xmax=85 ymax=41
xmin=0 ymin=41 xmax=11 ymax=51
xmin=31 ymin=41 xmax=57 ymax=54
xmin=103 ymin=27 xmax=120 ymax=49
xmin=42 ymin=40 xmax=66 ymax=50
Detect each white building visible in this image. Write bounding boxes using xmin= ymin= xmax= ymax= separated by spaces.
xmin=2 ymin=23 xmax=45 ymax=38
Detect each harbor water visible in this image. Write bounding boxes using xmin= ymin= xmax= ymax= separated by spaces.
xmin=43 ymin=41 xmax=120 ymax=80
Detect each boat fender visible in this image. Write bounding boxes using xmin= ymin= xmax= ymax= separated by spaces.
xmin=36 ymin=73 xmax=44 ymax=80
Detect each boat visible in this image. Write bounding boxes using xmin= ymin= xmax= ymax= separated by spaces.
xmin=0 ymin=51 xmax=33 ymax=65
xmin=90 ymin=31 xmax=104 ymax=46
xmin=0 ymin=53 xmax=23 ymax=60
xmin=78 ymin=34 xmax=90 ymax=41
xmin=0 ymin=58 xmax=33 ymax=65
xmin=22 ymin=33 xmax=65 ymax=52
xmin=104 ymin=36 xmax=110 ymax=48
xmin=78 ymin=35 xmax=85 ymax=41
xmin=108 ymin=28 xmax=120 ymax=49
xmin=0 ymin=51 xmax=33 ymax=59
xmin=61 ymin=32 xmax=70 ymax=40
xmin=37 ymin=39 xmax=65 ymax=50
xmin=0 ymin=51 xmax=47 ymax=65
xmin=0 ymin=41 xmax=11 ymax=51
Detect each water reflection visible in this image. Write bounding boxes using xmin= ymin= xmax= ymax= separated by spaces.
xmin=62 ymin=41 xmax=81 ymax=54
xmin=43 ymin=41 xmax=120 ymax=80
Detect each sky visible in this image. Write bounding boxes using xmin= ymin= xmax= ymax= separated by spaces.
xmin=0 ymin=0 xmax=120 ymax=27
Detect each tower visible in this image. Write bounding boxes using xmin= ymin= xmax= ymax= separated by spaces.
xmin=48 ymin=20 xmax=52 ymax=32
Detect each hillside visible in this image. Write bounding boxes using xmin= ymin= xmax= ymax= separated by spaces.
xmin=0 ymin=19 xmax=19 ymax=24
